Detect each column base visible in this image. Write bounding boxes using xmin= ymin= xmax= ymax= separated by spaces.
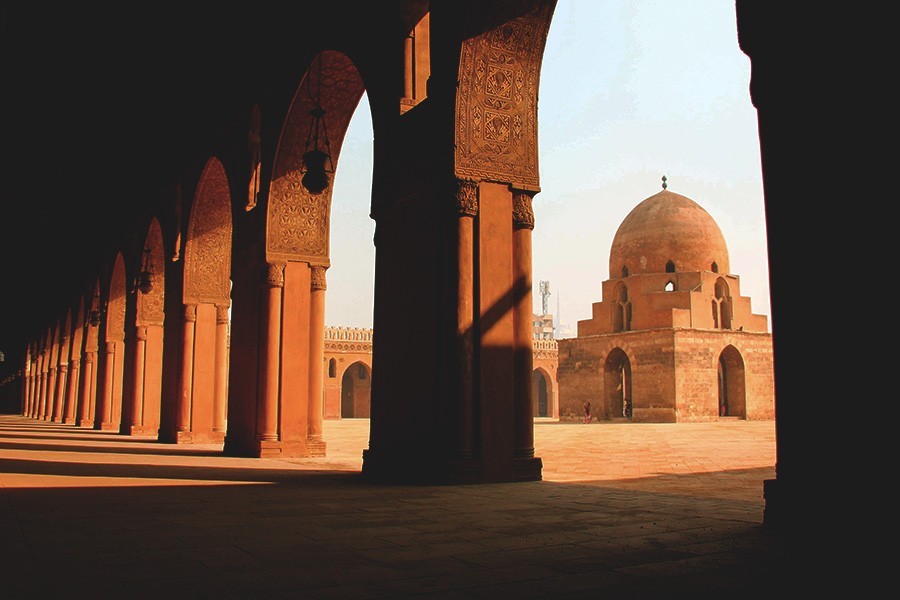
xmin=257 ymin=439 xmax=310 ymax=458
xmin=98 ymin=422 xmax=118 ymax=431
xmin=123 ymin=425 xmax=159 ymax=437
xmin=361 ymin=450 xmax=543 ymax=484
xmin=306 ymin=436 xmax=327 ymax=457
xmin=513 ymin=456 xmax=543 ymax=482
xmin=167 ymin=430 xmax=226 ymax=444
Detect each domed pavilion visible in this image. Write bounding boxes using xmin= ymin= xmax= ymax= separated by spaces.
xmin=557 ymin=179 xmax=774 ymax=422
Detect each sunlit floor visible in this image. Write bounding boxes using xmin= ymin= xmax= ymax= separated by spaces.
xmin=1 ymin=415 xmax=793 ymax=599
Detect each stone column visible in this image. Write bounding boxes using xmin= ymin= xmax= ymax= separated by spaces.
xmin=25 ymin=355 xmax=36 ymax=417
xmin=38 ymin=360 xmax=49 ymax=419
xmin=77 ymin=351 xmax=96 ymax=427
xmin=403 ymin=33 xmax=414 ymax=99
xmin=128 ymin=325 xmax=148 ymax=432
xmin=52 ymin=362 xmax=68 ymax=422
xmin=23 ymin=363 xmax=32 ymax=416
xmin=177 ymin=305 xmax=197 ymax=439
xmin=64 ymin=357 xmax=80 ymax=424
xmin=44 ymin=366 xmax=56 ymax=420
xmin=512 ymin=189 xmax=536 ymax=459
xmin=455 ymin=178 xmax=478 ymax=460
xmin=258 ymin=263 xmax=283 ymax=443
xmin=213 ymin=304 xmax=230 ymax=435
xmin=307 ymin=265 xmax=327 ymax=456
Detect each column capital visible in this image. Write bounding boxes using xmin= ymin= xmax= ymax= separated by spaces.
xmin=310 ymin=265 xmax=328 ymax=291
xmin=265 ymin=262 xmax=285 ymax=288
xmin=455 ymin=178 xmax=479 ymax=217
xmin=183 ymin=304 xmax=197 ymax=323
xmin=135 ymin=326 xmax=148 ymax=341
xmin=216 ymin=304 xmax=230 ymax=323
xmin=512 ymin=188 xmax=536 ymax=231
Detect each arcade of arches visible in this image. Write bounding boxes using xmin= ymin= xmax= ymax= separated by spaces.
xmin=323 ymin=325 xmax=559 ymax=421
xmin=1 ymin=0 xmax=818 ymax=531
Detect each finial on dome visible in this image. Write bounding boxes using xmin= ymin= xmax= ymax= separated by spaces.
xmin=661 ymin=175 xmax=667 ymax=190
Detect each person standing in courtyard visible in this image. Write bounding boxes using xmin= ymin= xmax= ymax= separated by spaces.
xmin=583 ymin=401 xmax=592 ymax=423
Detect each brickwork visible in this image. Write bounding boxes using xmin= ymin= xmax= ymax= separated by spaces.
xmin=559 ymin=328 xmax=774 ymax=422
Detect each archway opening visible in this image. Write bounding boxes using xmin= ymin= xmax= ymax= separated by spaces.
xmin=341 ymin=361 xmax=371 ymax=418
xmin=532 ymin=369 xmax=550 ymax=417
xmin=603 ymin=348 xmax=632 ymax=420
xmin=718 ymin=345 xmax=746 ymax=418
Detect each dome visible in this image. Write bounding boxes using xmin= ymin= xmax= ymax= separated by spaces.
xmin=609 ymin=188 xmax=729 ymax=277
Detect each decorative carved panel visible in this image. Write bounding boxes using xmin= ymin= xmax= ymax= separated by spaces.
xmin=267 ymin=51 xmax=364 ymax=265
xmin=454 ymin=3 xmax=554 ymax=190
xmin=138 ymin=221 xmax=166 ymax=326
xmin=184 ymin=159 xmax=233 ymax=305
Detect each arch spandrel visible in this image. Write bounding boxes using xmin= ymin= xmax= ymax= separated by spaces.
xmin=137 ymin=218 xmax=166 ymax=325
xmin=106 ymin=254 xmax=127 ymax=343
xmin=267 ymin=51 xmax=365 ymax=264
xmin=454 ymin=2 xmax=554 ymax=190
xmin=69 ymin=298 xmax=85 ymax=359
xmin=184 ymin=158 xmax=233 ymax=306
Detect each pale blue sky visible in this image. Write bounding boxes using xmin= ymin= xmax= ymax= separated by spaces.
xmin=326 ymin=0 xmax=770 ymax=335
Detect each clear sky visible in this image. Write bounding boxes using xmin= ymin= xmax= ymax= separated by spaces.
xmin=325 ymin=0 xmax=770 ymax=336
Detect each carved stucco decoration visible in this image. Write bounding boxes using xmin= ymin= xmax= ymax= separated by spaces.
xmin=106 ymin=255 xmax=127 ymax=343
xmin=455 ymin=178 xmax=479 ymax=217
xmin=311 ymin=265 xmax=328 ymax=291
xmin=184 ymin=159 xmax=233 ymax=306
xmin=267 ymin=51 xmax=365 ymax=265
xmin=512 ymin=189 xmax=535 ymax=230
xmin=247 ymin=105 xmax=261 ymax=212
xmin=137 ymin=222 xmax=166 ymax=326
xmin=454 ymin=2 xmax=553 ymax=191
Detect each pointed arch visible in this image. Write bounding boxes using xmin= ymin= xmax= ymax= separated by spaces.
xmin=604 ymin=348 xmax=632 ymax=420
xmin=267 ymin=51 xmax=367 ymax=265
xmin=123 ymin=218 xmax=166 ymax=437
xmin=531 ymin=367 xmax=554 ymax=418
xmin=175 ymin=156 xmax=234 ymax=444
xmin=340 ymin=360 xmax=371 ymax=418
xmin=96 ymin=253 xmax=127 ymax=430
xmin=613 ymin=283 xmax=631 ymax=332
xmin=712 ymin=276 xmax=733 ymax=330
xmin=718 ymin=345 xmax=746 ymax=418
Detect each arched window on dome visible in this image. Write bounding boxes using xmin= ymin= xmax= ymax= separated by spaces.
xmin=665 ymin=280 xmax=675 ymax=292
xmin=665 ymin=260 xmax=676 ymax=273
xmin=711 ymin=261 xmax=719 ymax=273
xmin=711 ymin=277 xmax=733 ymax=329
xmin=613 ymin=283 xmax=632 ymax=332
xmin=621 ymin=266 xmax=629 ymax=277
